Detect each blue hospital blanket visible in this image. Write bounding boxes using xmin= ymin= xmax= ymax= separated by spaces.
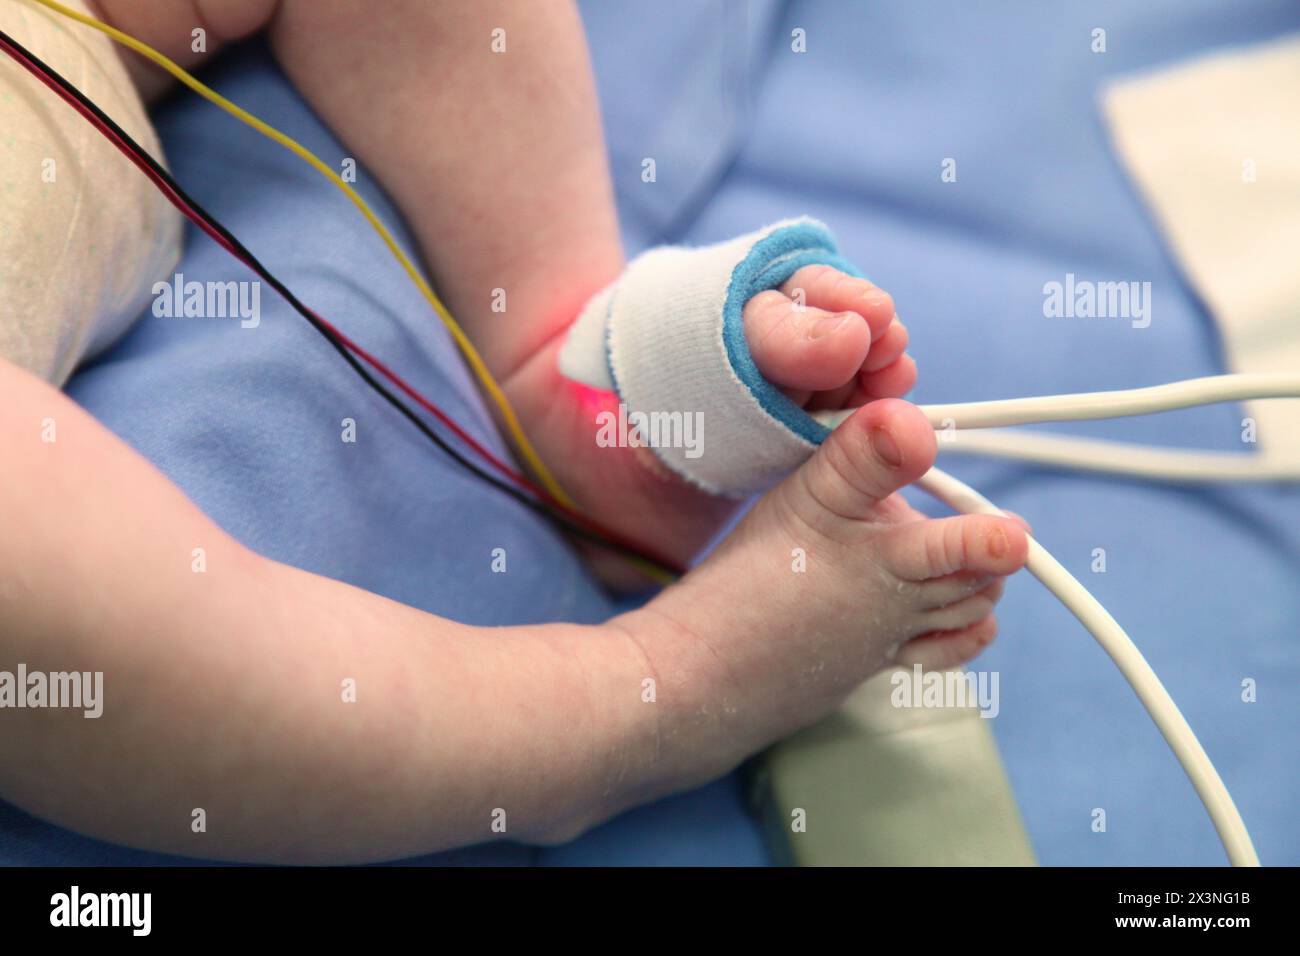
xmin=1 ymin=0 xmax=1296 ymax=866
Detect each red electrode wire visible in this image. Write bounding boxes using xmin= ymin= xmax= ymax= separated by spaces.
xmin=0 ymin=30 xmax=685 ymax=577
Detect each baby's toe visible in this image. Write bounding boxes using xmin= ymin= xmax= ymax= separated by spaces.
xmin=917 ymin=578 xmax=1005 ymax=632
xmin=882 ymin=514 xmax=1029 ymax=583
xmin=859 ymin=352 xmax=917 ymax=399
xmin=780 ymin=264 xmax=895 ymax=342
xmin=895 ymin=615 xmax=1000 ymax=669
xmin=909 ymin=571 xmax=997 ymax=610
xmin=789 ymin=399 xmax=937 ymax=522
xmin=743 ymin=289 xmax=870 ymax=392
xmin=862 ymin=318 xmax=908 ymax=373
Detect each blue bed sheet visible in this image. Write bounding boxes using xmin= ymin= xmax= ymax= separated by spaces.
xmin=3 ymin=0 xmax=1296 ymax=866
xmin=693 ymin=0 xmax=1299 ymax=866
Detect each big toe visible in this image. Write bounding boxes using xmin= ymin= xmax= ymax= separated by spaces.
xmin=780 ymin=264 xmax=896 ymax=342
xmin=743 ymin=289 xmax=870 ymax=392
xmin=787 ymin=399 xmax=936 ymax=522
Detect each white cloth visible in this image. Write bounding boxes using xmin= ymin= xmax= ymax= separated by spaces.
xmin=560 ymin=217 xmax=858 ymax=496
xmin=0 ymin=0 xmax=181 ymax=384
xmin=1103 ymin=36 xmax=1300 ymax=468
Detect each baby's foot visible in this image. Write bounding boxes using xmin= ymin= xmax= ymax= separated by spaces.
xmin=769 ymin=398 xmax=1027 ymax=671
xmin=742 ymin=264 xmax=914 ymax=410
xmin=641 ymin=399 xmax=1028 ymax=761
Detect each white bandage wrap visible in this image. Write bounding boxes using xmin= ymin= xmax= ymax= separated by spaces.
xmin=559 ymin=218 xmax=860 ymax=496
xmin=0 ymin=0 xmax=181 ymax=384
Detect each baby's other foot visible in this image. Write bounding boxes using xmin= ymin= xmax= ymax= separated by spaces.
xmin=779 ymin=399 xmax=1027 ymax=668
xmin=742 ymin=264 xmax=914 ymax=411
xmin=653 ymin=399 xmax=1029 ymax=745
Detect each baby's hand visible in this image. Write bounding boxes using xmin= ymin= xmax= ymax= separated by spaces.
xmin=742 ymin=265 xmax=914 ymax=411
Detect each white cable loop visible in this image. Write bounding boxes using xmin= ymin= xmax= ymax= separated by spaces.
xmin=916 ymin=466 xmax=1261 ymax=867
xmin=864 ymin=372 xmax=1296 ymax=865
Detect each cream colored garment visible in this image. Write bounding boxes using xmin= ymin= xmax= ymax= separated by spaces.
xmin=1104 ymin=36 xmax=1300 ymax=468
xmin=0 ymin=0 xmax=180 ymax=384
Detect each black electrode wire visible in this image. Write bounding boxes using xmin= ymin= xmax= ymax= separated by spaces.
xmin=0 ymin=27 xmax=681 ymax=577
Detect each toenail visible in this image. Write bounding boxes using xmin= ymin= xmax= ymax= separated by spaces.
xmin=871 ymin=426 xmax=903 ymax=467
xmin=810 ymin=313 xmax=850 ymax=340
xmin=987 ymin=526 xmax=1008 ymax=558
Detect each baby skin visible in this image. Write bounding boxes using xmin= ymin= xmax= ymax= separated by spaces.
xmin=0 ymin=0 xmax=1028 ymax=861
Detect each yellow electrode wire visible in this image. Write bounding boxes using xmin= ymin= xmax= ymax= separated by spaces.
xmin=28 ymin=0 xmax=577 ymax=510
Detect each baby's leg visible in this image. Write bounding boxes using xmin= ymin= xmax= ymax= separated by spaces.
xmin=0 ymin=354 xmax=665 ymax=861
xmin=89 ymin=0 xmax=625 ymax=379
xmin=86 ymin=0 xmax=644 ymax=539
xmin=0 ymin=353 xmax=1025 ymax=862
xmin=88 ymin=2 xmax=906 ymax=441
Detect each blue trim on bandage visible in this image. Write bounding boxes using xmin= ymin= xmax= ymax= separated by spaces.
xmin=721 ymin=223 xmax=863 ymax=446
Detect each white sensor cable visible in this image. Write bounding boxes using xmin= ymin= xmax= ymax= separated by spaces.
xmin=913 ymin=373 xmax=1300 ymax=430
xmin=916 ymin=466 xmax=1261 ymax=867
xmin=815 ymin=373 xmax=1300 ymax=483
xmin=933 ymin=429 xmax=1300 ymax=482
